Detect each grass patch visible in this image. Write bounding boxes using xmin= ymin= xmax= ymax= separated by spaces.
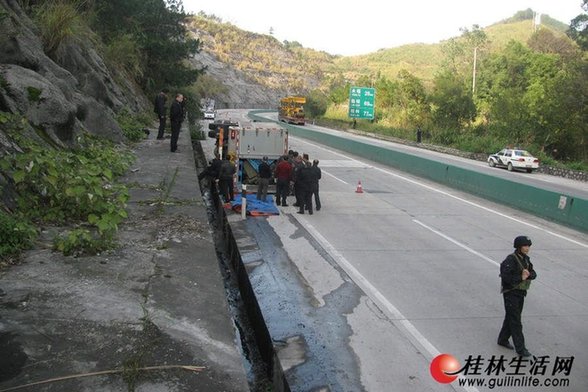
xmin=26 ymin=86 xmax=43 ymax=102
xmin=189 ymin=121 xmax=205 ymax=141
xmin=34 ymin=0 xmax=90 ymax=56
xmin=116 ymin=108 xmax=151 ymax=142
xmin=0 ymin=211 xmax=37 ymax=266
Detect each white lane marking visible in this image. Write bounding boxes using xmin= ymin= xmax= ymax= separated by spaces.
xmin=318 ymin=159 xmax=371 ymax=168
xmin=413 ymin=220 xmax=500 ymax=267
xmin=291 ymin=136 xmax=588 ymax=248
xmin=298 ymin=216 xmax=439 ymax=351
xmin=322 ymin=169 xmax=349 ymax=185
xmin=296 ymin=215 xmax=479 ymax=392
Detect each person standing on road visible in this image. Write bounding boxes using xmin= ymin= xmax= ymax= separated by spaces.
xmin=154 ymin=89 xmax=168 ymax=140
xmin=198 ymin=154 xmax=221 ymax=186
xmin=274 ymin=155 xmax=292 ymax=206
xmin=296 ymin=161 xmax=314 ymax=215
xmin=169 ymin=93 xmax=184 ymax=152
xmin=497 ymin=236 xmax=537 ymax=357
xmin=310 ymin=159 xmax=322 ymax=211
xmin=219 ymin=155 xmax=235 ymax=203
xmin=257 ymin=156 xmax=272 ymax=202
xmin=292 ymin=153 xmax=304 ymax=207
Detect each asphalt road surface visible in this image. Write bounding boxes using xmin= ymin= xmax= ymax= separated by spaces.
xmin=208 ymin=110 xmax=588 ymax=391
xmin=259 ymin=111 xmax=588 ymax=200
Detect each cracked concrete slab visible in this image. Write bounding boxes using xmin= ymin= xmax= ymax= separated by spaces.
xmin=0 ymin=129 xmax=249 ymax=391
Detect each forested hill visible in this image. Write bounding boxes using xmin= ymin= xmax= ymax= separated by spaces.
xmin=189 ymin=8 xmax=586 ymax=168
xmin=335 ymin=10 xmax=571 ymax=85
xmin=189 ymin=9 xmax=571 ymax=92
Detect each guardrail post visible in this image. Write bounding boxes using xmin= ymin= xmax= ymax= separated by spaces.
xmin=241 ymin=185 xmax=247 ymax=220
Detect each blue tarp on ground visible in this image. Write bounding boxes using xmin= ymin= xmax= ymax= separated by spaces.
xmin=230 ymin=193 xmax=280 ymax=216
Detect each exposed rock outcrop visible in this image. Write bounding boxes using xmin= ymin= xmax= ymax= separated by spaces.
xmin=189 ymin=48 xmax=284 ymax=110
xmin=0 ymin=0 xmax=149 ymax=145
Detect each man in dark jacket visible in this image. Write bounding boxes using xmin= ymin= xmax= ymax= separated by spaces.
xmin=274 ymin=155 xmax=292 ymax=206
xmin=154 ymin=89 xmax=168 ymax=140
xmin=310 ymin=159 xmax=322 ymax=211
xmin=256 ymin=156 xmax=272 ymax=202
xmin=218 ymin=155 xmax=235 ymax=202
xmin=497 ymin=236 xmax=537 ymax=357
xmin=169 ymin=93 xmax=184 ymax=152
xmin=296 ymin=161 xmax=314 ymax=215
xmin=291 ymin=153 xmax=304 ymax=207
xmin=198 ymin=154 xmax=221 ymax=184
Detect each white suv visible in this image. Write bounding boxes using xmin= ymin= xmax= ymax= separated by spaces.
xmin=488 ymin=148 xmax=540 ymax=173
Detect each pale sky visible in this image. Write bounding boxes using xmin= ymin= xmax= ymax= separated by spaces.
xmin=182 ymin=0 xmax=584 ymax=56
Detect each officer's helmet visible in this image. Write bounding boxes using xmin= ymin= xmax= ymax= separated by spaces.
xmin=513 ymin=236 xmax=532 ymax=248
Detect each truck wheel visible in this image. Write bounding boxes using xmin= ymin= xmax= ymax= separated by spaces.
xmin=507 ymin=162 xmax=513 ymax=171
xmin=488 ymin=160 xmax=495 ymax=167
xmin=526 ymin=168 xmax=533 ymax=173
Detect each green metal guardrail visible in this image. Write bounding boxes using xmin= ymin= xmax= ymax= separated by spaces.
xmin=249 ymin=111 xmax=588 ymax=233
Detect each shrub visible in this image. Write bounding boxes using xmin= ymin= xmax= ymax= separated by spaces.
xmin=104 ymin=34 xmax=144 ymax=80
xmin=451 ymin=134 xmax=506 ymax=154
xmin=54 ymin=228 xmax=113 ymax=257
xmin=26 ymin=86 xmax=42 ymax=102
xmin=0 ymin=211 xmax=36 ymax=263
xmin=1 ymin=130 xmax=133 ymax=257
xmin=190 ymin=121 xmax=205 ymax=141
xmin=566 ymin=161 xmax=588 ymax=172
xmin=116 ymin=109 xmax=150 ymax=142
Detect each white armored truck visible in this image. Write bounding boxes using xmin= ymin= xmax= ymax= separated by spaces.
xmin=208 ymin=120 xmax=288 ymax=192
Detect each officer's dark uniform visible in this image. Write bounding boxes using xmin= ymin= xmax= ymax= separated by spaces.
xmin=198 ymin=157 xmax=221 ymax=184
xmin=169 ymin=97 xmax=184 ymax=152
xmin=296 ymin=163 xmax=314 ymax=215
xmin=218 ymin=157 xmax=235 ymax=202
xmin=310 ymin=160 xmax=321 ymax=211
xmin=498 ymin=236 xmax=537 ymax=357
xmin=154 ymin=91 xmax=167 ymax=140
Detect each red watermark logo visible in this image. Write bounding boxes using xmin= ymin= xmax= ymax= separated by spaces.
xmin=430 ymin=353 xmax=461 ymax=383
xmin=429 ymin=353 xmax=574 ymax=389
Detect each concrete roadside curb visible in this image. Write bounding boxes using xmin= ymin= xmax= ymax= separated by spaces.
xmin=0 ymin=128 xmax=249 ymax=391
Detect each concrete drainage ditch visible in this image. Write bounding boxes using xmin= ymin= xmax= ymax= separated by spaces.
xmin=193 ymin=140 xmax=289 ymax=392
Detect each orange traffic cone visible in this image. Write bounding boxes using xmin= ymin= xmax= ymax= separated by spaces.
xmin=355 ymin=180 xmax=363 ymax=193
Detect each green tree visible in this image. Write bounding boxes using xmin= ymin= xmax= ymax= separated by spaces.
xmin=326 ymin=75 xmax=350 ymax=104
xmin=355 ymin=74 xmax=374 ymax=88
xmin=567 ymin=0 xmax=588 ymax=50
xmin=441 ymin=26 xmax=488 ymax=74
xmin=528 ymin=29 xmax=580 ymax=60
xmin=477 ymin=40 xmax=587 ymax=161
xmin=91 ymin=0 xmax=201 ymax=92
xmin=305 ymin=90 xmax=328 ymax=118
xmin=373 ymin=76 xmax=397 ymax=110
xmin=393 ymin=70 xmax=430 ymax=128
xmin=476 ymin=42 xmax=532 ymax=141
xmin=430 ymin=70 xmax=476 ymax=130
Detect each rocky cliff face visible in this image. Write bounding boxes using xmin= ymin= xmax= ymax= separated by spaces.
xmin=187 ymin=24 xmax=319 ymax=110
xmin=0 ymin=0 xmax=149 ymax=147
xmin=189 ymin=48 xmax=284 ymax=110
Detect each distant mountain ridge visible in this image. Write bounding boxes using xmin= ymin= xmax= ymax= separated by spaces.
xmin=186 ymin=10 xmax=571 ymax=107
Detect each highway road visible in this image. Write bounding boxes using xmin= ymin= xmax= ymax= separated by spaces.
xmin=257 ymin=111 xmax=588 ymax=201
xmin=206 ymin=110 xmax=588 ymax=391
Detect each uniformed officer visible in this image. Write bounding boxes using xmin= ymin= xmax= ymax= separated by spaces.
xmin=497 ymin=236 xmax=537 ymax=357
xmin=296 ymin=161 xmax=314 ymax=215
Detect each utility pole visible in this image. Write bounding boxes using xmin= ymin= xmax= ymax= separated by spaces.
xmin=472 ymin=46 xmax=478 ymax=95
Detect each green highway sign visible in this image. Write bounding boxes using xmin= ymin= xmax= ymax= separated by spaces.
xmin=348 ymin=87 xmax=375 ymax=119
